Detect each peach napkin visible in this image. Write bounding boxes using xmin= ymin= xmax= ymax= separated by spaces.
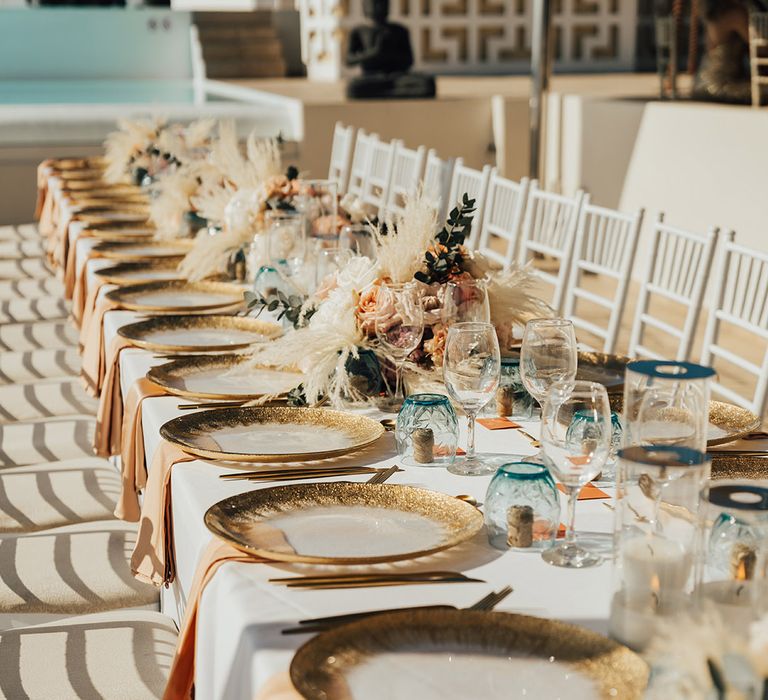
xmin=80 ymin=298 xmax=120 ymax=396
xmin=556 ymin=482 xmax=610 ymax=500
xmin=35 ymin=160 xmax=53 ymax=222
xmin=73 ymin=265 xmax=107 ymax=328
xmin=477 ymin=417 xmax=522 ymax=430
xmin=115 ymin=377 xmax=168 ymax=522
xmin=92 ymin=337 xmax=137 ymax=456
xmin=163 ymin=540 xmax=266 ymax=700
xmin=130 ymin=440 xmax=195 ymax=586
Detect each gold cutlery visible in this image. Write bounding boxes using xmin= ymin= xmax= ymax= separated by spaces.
xmin=365 ymin=465 xmax=400 ymax=484
xmin=178 ymin=396 xmax=329 ymax=411
xmin=516 ymin=428 xmax=541 ymax=448
xmin=219 ymin=466 xmax=382 ymax=482
xmin=281 ymin=585 xmax=512 ymax=634
xmin=379 ymin=418 xmax=396 ymax=432
xmin=270 ymin=570 xmax=485 ymax=589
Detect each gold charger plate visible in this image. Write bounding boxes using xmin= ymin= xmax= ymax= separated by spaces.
xmin=83 ymin=225 xmax=155 ymax=242
xmin=105 ymin=280 xmax=244 ymax=313
xmin=94 ymin=260 xmax=185 ymax=286
xmin=160 ymin=406 xmax=385 ymax=463
xmin=120 ymin=316 xmax=282 ymax=353
xmin=204 ymin=482 xmax=483 ymax=564
xmin=91 ymin=239 xmax=194 ymax=261
xmin=290 ymin=609 xmax=648 ymax=699
xmin=56 ymin=168 xmax=105 ymax=181
xmin=577 ymin=351 xmax=630 ymax=391
xmin=147 ymin=354 xmax=298 ymax=400
xmin=48 ymin=157 xmax=105 ymax=171
xmin=712 ymin=455 xmax=768 ymax=480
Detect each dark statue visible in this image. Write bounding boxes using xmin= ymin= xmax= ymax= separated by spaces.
xmin=346 ymin=0 xmax=436 ymax=99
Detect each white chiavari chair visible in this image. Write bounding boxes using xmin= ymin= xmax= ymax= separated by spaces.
xmin=346 ymin=129 xmax=378 ymax=199
xmin=477 ymin=173 xmax=530 ymax=270
xmin=327 ymin=122 xmax=356 ymax=194
xmin=381 ymin=141 xmax=426 ymax=218
xmin=422 ymin=150 xmax=455 ymax=222
xmin=446 ymin=159 xmax=492 ymax=249
xmin=359 ymin=136 xmax=397 ymax=216
xmin=518 ymin=182 xmax=585 ymax=313
xmin=563 ymin=198 xmax=644 ymax=353
xmin=628 ymin=214 xmax=720 ymax=361
xmin=700 ymin=237 xmax=768 ymax=416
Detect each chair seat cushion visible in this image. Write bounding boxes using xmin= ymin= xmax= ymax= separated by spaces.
xmin=0 ymin=224 xmax=39 ymax=241
xmin=0 ymin=240 xmax=45 ymax=260
xmin=0 ymin=521 xmax=159 ymax=615
xmin=0 ymin=258 xmax=54 ymax=281
xmin=0 ymin=380 xmax=98 ymax=423
xmin=0 ymin=321 xmax=78 ymax=352
xmin=0 ymin=418 xmax=96 ymax=468
xmin=0 ymin=348 xmax=79 ymax=385
xmin=0 ymin=298 xmax=69 ymax=324
xmin=0 ymin=610 xmax=177 ymax=700
xmin=0 ymin=277 xmax=64 ymax=302
xmin=0 ymin=458 xmax=118 ymax=533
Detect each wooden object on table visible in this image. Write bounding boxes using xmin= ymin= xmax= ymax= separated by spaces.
xmin=507 ymin=505 xmax=534 ymax=548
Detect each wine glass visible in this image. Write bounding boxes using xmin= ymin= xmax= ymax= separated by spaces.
xmin=441 ymin=278 xmax=490 ymax=327
xmin=443 ymin=322 xmax=501 ymax=476
xmin=375 ymin=284 xmax=424 ymax=406
xmin=295 ymin=179 xmax=339 ymax=240
xmin=540 ymin=380 xmax=611 ymax=568
xmin=520 ymin=318 xmax=578 ymax=409
xmin=314 ymin=247 xmax=343 ymax=293
xmin=339 ymin=224 xmax=377 ymax=260
xmin=266 ymin=210 xmax=306 ymax=278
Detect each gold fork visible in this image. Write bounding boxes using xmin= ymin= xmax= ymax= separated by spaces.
xmin=366 ymin=465 xmax=400 ymax=485
xmin=516 ymin=428 xmax=541 ymax=448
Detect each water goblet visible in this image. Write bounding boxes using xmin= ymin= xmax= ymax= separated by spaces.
xmin=443 ymin=322 xmax=502 ymax=476
xmin=520 ymin=318 xmax=578 ymax=410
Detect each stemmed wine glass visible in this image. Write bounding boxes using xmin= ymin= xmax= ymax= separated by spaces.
xmin=441 ymin=278 xmax=490 ymax=327
xmin=540 ymin=380 xmax=611 ymax=568
xmin=267 ymin=210 xmax=306 ymax=278
xmin=443 ymin=322 xmax=501 ymax=476
xmin=375 ymin=284 xmax=424 ymax=406
xmin=520 ymin=318 xmax=578 ymax=410
xmin=339 ymin=225 xmax=377 ymax=260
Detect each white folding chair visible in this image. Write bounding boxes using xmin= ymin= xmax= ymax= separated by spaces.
xmin=422 ymin=150 xmax=454 ymax=222
xmin=628 ymin=214 xmax=720 ymax=362
xmin=446 ymin=159 xmax=492 ymax=249
xmin=327 ymin=122 xmax=355 ymax=194
xmin=477 ymin=173 xmax=530 ymax=270
xmin=563 ymin=198 xmax=644 ymax=353
xmin=700 ymin=237 xmax=768 ymax=416
xmin=346 ymin=129 xmax=378 ymax=199
xmin=517 ymin=182 xmax=585 ymax=314
xmin=359 ymin=136 xmax=397 ymax=216
xmin=381 ymin=141 xmax=426 ymax=218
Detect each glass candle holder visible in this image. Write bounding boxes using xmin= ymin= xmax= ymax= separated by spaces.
xmin=609 ymin=445 xmax=711 ymax=651
xmin=395 ymin=393 xmax=458 ymax=467
xmin=495 ymin=357 xmax=535 ymax=421
xmin=623 ymin=360 xmax=715 ymax=452
xmin=484 ymin=462 xmax=560 ymax=551
xmin=696 ymin=481 xmax=768 ymax=637
xmin=295 ymin=179 xmax=340 ymax=240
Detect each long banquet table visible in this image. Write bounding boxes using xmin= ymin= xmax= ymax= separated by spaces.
xmin=79 ymin=232 xmax=618 ymax=698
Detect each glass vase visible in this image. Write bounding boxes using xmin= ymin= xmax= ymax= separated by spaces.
xmin=395 ymin=393 xmax=458 ymax=467
xmin=609 ymin=445 xmax=711 ymax=651
xmin=484 ymin=462 xmax=560 ymax=551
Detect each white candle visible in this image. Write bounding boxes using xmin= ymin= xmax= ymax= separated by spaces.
xmin=697 ymin=580 xmax=756 ymax=632
xmin=621 ymin=534 xmax=692 ymax=607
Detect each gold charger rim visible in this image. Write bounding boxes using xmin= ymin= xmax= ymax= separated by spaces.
xmin=159 ymin=406 xmax=385 ymax=463
xmin=707 ymin=400 xmax=761 ymax=446
xmin=105 ymin=280 xmax=244 ymax=312
xmin=91 ymin=239 xmax=194 ymax=260
xmin=711 ymin=454 xmax=768 ymax=480
xmin=146 ymin=353 xmax=298 ymax=400
xmin=203 ymin=482 xmax=484 ymax=565
xmin=120 ymin=315 xmax=282 ymax=354
xmin=289 ymin=608 xmax=648 ymax=699
xmin=93 ymin=259 xmax=185 ymax=285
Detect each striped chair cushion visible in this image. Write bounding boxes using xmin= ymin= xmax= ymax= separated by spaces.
xmin=0 ymin=258 xmax=54 ymax=280
xmin=0 ymin=224 xmax=39 ymax=241
xmin=0 ymin=321 xmax=78 ymax=352
xmin=0 ymin=458 xmax=118 ymax=532
xmin=0 ymin=277 xmax=64 ymax=301
xmin=0 ymin=298 xmax=69 ymax=324
xmin=0 ymin=240 xmax=45 ymax=260
xmin=0 ymin=521 xmax=158 ymax=614
xmin=0 ymin=610 xmax=176 ymax=699
xmin=0 ymin=380 xmax=97 ymax=423
xmin=0 ymin=419 xmax=95 ymax=468
xmin=0 ymin=348 xmax=79 ymax=385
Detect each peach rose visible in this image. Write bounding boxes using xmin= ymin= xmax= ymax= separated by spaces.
xmin=424 ymin=325 xmax=448 ymax=367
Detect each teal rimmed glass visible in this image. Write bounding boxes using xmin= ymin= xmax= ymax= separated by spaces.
xmin=484 ymin=461 xmax=560 ymax=551
xmin=395 ymin=393 xmax=459 ymax=467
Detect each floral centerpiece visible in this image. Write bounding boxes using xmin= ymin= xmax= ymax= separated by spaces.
xmin=243 ymin=191 xmax=552 ymax=407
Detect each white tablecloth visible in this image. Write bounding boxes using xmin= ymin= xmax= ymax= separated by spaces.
xmin=89 ymin=232 xmax=616 ymax=700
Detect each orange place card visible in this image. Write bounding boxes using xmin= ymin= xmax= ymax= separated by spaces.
xmin=477 ymin=417 xmax=522 ymax=430
xmin=557 ymin=483 xmax=610 ymax=500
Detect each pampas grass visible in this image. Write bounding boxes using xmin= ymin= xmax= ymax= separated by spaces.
xmin=103 ymin=118 xmax=163 ymax=183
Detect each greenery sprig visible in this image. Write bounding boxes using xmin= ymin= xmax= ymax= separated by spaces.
xmin=414 ymin=193 xmax=476 ymax=285
xmin=243 ymin=290 xmax=314 ymax=328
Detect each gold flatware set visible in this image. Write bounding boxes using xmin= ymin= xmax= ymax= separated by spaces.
xmin=269 ymin=570 xmax=486 ymax=590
